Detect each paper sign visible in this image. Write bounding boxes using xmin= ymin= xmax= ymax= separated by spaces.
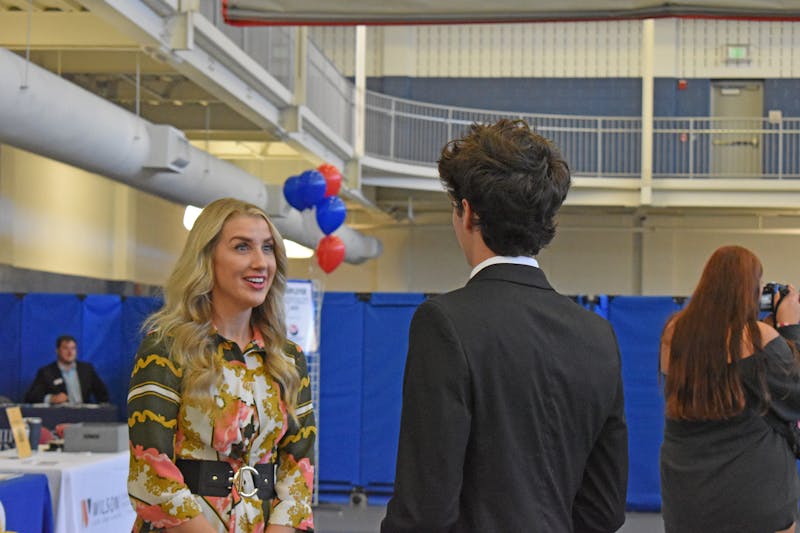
xmin=284 ymin=280 xmax=317 ymax=353
xmin=5 ymin=407 xmax=31 ymax=459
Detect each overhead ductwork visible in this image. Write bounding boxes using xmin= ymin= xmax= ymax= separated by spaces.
xmin=223 ymin=0 xmax=800 ymax=25
xmin=0 ymin=47 xmax=381 ymax=264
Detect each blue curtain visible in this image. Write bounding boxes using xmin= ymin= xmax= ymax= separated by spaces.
xmin=318 ymin=292 xmax=366 ymax=492
xmin=359 ymin=293 xmax=425 ymax=492
xmin=20 ymin=294 xmax=83 ymax=400
xmin=0 ymin=294 xmax=22 ymax=400
xmin=609 ymin=296 xmax=681 ymax=511
xmin=82 ymin=295 xmax=124 ymax=407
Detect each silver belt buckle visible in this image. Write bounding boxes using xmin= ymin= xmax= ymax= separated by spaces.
xmin=232 ymin=465 xmax=259 ymax=498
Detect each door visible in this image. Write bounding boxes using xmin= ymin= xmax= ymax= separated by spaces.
xmin=710 ymin=81 xmax=763 ymax=177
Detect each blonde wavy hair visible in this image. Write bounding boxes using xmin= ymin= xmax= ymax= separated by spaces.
xmin=144 ymin=197 xmax=300 ymax=413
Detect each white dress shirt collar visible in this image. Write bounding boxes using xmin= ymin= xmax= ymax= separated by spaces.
xmin=469 ymin=255 xmax=540 ymax=279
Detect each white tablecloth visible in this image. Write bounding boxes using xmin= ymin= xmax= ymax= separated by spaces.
xmin=0 ymin=449 xmax=134 ymax=532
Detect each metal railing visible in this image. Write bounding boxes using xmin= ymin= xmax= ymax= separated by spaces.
xmin=196 ymin=1 xmax=800 ymax=180
xmin=199 ymin=0 xmax=295 ymax=90
xmin=653 ymin=117 xmax=800 ymax=179
xmin=366 ymin=91 xmax=800 ymax=179
xmin=305 ymin=40 xmax=355 ymax=143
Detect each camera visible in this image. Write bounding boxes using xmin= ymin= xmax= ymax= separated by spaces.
xmin=760 ymin=282 xmax=790 ymax=313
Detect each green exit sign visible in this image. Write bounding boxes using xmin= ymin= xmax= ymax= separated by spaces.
xmin=726 ymin=44 xmax=750 ymax=62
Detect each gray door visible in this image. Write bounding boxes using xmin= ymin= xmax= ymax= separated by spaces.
xmin=710 ymin=81 xmax=763 ymax=177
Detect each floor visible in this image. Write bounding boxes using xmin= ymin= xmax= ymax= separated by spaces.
xmin=313 ymin=504 xmax=665 ymax=533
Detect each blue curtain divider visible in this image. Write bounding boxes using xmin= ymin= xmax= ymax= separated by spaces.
xmin=608 ymin=296 xmax=681 ymax=511
xmin=0 ymin=295 xmax=22 ymax=400
xmin=360 ymin=293 xmax=426 ymax=490
xmin=318 ymin=292 xmax=366 ymax=487
xmin=4 ymin=291 xmax=686 ymax=511
xmin=82 ymin=295 xmax=124 ymax=408
xmin=19 ymin=294 xmax=83 ymax=401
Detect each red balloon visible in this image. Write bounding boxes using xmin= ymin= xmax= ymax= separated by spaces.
xmin=316 ymin=235 xmax=345 ymax=273
xmin=317 ymin=164 xmax=342 ymax=198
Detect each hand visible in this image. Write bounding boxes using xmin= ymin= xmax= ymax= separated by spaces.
xmin=775 ymin=284 xmax=800 ymax=326
xmin=50 ymin=393 xmax=68 ymax=405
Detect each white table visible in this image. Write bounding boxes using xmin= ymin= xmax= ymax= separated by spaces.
xmin=0 ymin=449 xmax=135 ymax=532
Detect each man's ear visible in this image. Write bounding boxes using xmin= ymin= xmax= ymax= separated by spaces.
xmin=461 ymin=199 xmax=479 ymax=232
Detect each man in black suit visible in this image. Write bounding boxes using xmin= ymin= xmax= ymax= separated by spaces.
xmin=381 ymin=119 xmax=628 ymax=533
xmin=24 ymin=335 xmax=109 ymax=405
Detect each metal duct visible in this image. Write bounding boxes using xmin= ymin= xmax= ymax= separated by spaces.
xmin=0 ymin=47 xmax=381 ymax=264
xmin=223 ymin=0 xmax=800 ymax=25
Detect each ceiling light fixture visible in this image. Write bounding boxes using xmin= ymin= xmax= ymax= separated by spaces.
xmin=284 ymin=239 xmax=314 ymax=259
xmin=183 ymin=205 xmax=202 ymax=230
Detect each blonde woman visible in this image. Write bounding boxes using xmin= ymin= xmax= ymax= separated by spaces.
xmin=127 ymin=198 xmax=315 ymax=532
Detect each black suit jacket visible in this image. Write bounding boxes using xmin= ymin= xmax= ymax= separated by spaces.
xmin=381 ymin=264 xmax=628 ymax=533
xmin=24 ymin=361 xmax=110 ymax=404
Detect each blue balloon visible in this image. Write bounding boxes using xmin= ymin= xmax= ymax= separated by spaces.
xmin=315 ymin=195 xmax=347 ymax=235
xmin=283 ymin=175 xmax=306 ymax=210
xmin=300 ymin=170 xmax=327 ymax=209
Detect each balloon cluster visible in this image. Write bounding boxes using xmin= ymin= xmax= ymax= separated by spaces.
xmin=283 ymin=164 xmax=347 ymax=273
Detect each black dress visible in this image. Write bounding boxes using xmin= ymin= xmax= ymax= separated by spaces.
xmin=661 ymin=327 xmax=800 ymax=533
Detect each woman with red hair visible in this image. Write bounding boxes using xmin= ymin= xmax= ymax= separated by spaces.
xmin=660 ymin=245 xmax=800 ymax=533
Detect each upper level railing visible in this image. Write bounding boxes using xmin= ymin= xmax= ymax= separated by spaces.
xmin=197 ymin=1 xmax=800 ymax=180
xmin=200 ymin=0 xmax=354 ymax=144
xmin=365 ymin=91 xmax=800 ymax=180
xmin=199 ymin=1 xmax=295 ymax=91
xmin=306 ymin=40 xmax=355 ymax=144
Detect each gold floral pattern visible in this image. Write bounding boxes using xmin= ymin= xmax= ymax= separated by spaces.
xmin=127 ymin=332 xmax=316 ymax=532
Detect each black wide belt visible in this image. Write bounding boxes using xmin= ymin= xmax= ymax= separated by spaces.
xmin=176 ymin=458 xmax=277 ymax=500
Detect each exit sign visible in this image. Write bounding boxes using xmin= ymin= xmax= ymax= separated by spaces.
xmin=725 ymin=44 xmax=751 ymax=63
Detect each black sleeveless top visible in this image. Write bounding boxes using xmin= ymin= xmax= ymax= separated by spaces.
xmin=661 ymin=329 xmax=800 ymax=533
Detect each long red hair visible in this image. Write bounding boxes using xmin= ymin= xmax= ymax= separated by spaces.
xmin=663 ymin=245 xmax=763 ymax=420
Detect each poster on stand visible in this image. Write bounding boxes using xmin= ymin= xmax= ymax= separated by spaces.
xmin=285 ymin=280 xmax=316 ymax=354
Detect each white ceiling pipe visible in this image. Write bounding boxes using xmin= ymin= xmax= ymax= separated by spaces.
xmin=272 ymin=209 xmax=382 ymax=265
xmin=0 ymin=47 xmax=380 ymax=263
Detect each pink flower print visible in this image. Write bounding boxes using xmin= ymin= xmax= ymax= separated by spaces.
xmin=174 ymin=427 xmax=186 ymax=453
xmin=298 ymin=515 xmax=315 ymax=531
xmin=131 ymin=444 xmax=184 ymax=481
xmin=205 ymin=495 xmax=232 ymax=519
xmin=296 ymin=457 xmax=315 ymax=492
xmin=133 ymin=500 xmax=185 ymax=529
xmin=213 ymin=400 xmax=254 ymax=452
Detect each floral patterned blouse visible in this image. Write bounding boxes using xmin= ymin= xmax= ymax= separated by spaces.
xmin=127 ymin=330 xmax=316 ymax=532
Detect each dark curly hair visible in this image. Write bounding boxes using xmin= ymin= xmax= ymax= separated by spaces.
xmin=438 ymin=119 xmax=571 ymax=256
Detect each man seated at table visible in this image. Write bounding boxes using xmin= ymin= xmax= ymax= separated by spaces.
xmin=23 ymin=335 xmax=109 ymax=405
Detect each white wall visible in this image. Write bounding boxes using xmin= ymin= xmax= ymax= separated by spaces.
xmin=0 ymin=145 xmax=186 ymax=287
xmin=5 ymin=144 xmax=800 ymax=298
xmin=311 ymin=19 xmax=800 ymax=79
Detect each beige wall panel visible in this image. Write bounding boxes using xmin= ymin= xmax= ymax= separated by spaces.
xmin=653 ymin=18 xmax=679 ymax=77
xmin=309 ymin=26 xmax=383 ymax=77
xmin=403 ymin=225 xmax=470 ymax=293
xmin=128 ymin=192 xmax=187 ymax=287
xmin=642 ymin=214 xmax=800 ymax=296
xmin=412 ymin=21 xmax=642 ymax=78
xmin=7 ymin=147 xmax=118 ymax=280
xmin=0 ymin=145 xmax=12 ymax=264
xmin=0 ymin=145 xmax=186 ymax=287
xmin=311 ymin=18 xmax=800 ymax=80
xmin=679 ymin=19 xmax=800 ymax=78
xmin=381 ymin=27 xmax=415 ymax=76
xmin=538 ymin=228 xmax=636 ymax=296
